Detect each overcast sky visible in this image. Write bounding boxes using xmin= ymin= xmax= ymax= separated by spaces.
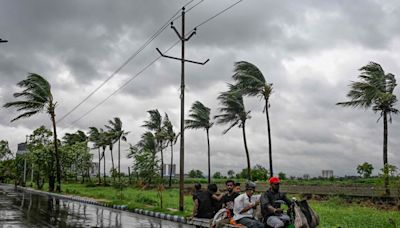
xmin=1 ymin=0 xmax=400 ymax=178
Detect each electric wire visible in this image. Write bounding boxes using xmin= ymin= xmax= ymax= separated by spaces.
xmin=69 ymin=0 xmax=242 ymax=124
xmin=71 ymin=41 xmax=180 ymax=124
xmin=57 ymin=0 xmax=198 ymax=124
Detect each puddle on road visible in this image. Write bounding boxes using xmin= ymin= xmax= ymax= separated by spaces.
xmin=0 ymin=185 xmax=191 ymax=228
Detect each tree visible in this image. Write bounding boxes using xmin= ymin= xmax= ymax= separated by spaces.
xmin=357 ymin=162 xmax=374 ymax=178
xmin=232 ymin=61 xmax=275 ymax=177
xmin=128 ymin=132 xmax=158 ymax=184
xmin=213 ymin=171 xmax=222 ymax=179
xmin=3 ymin=74 xmax=61 ymax=192
xmin=185 ymin=101 xmax=214 ymax=183
xmin=105 ymin=117 xmax=129 ymax=183
xmin=88 ymin=127 xmax=102 ymax=184
xmin=27 ymin=126 xmax=53 ymax=190
xmin=61 ymin=131 xmax=91 ymax=183
xmin=337 ymin=62 xmax=398 ymax=195
xmin=188 ymin=169 xmax=204 ymax=178
xmin=215 ymin=84 xmax=252 ymax=180
xmin=142 ymin=110 xmax=166 ymax=179
xmin=163 ymin=114 xmax=179 ymax=187
xmin=238 ymin=164 xmax=268 ymax=181
xmin=0 ymin=140 xmax=12 ymax=160
xmin=227 ymin=170 xmax=235 ymax=178
xmin=278 ymin=172 xmax=286 ymax=180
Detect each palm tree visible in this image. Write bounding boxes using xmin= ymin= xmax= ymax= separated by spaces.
xmin=232 ymin=61 xmax=274 ymax=177
xmin=3 ymin=73 xmax=61 ymax=192
xmin=163 ymin=114 xmax=179 ymax=187
xmin=88 ymin=127 xmax=102 ymax=184
xmin=105 ymin=131 xmax=115 ymax=181
xmin=215 ymin=84 xmax=252 ymax=180
xmin=105 ymin=117 xmax=129 ymax=182
xmin=185 ymin=101 xmax=214 ymax=183
xmin=128 ymin=131 xmax=158 ymax=183
xmin=337 ymin=62 xmax=398 ymax=195
xmin=142 ymin=110 xmax=165 ymax=179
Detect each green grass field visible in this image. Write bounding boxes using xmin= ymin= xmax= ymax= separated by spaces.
xmin=53 ymin=183 xmax=400 ymax=228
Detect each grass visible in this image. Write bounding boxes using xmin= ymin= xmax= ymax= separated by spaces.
xmin=51 ymin=183 xmax=399 ymax=227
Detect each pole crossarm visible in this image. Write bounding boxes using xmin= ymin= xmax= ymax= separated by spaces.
xmin=156 ymin=48 xmax=209 ymax=65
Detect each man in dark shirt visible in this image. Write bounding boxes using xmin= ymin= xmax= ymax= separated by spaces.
xmin=195 ymin=183 xmax=219 ymax=219
xmin=260 ymin=177 xmax=292 ymax=228
xmin=222 ymin=180 xmax=240 ymax=214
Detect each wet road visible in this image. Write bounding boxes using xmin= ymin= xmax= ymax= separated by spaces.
xmin=0 ymin=184 xmax=193 ymax=228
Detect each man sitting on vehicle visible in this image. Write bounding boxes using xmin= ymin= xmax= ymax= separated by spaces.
xmin=194 ymin=183 xmax=219 ymax=219
xmin=213 ymin=180 xmax=240 ymax=228
xmin=192 ymin=183 xmax=203 ymax=218
xmin=233 ymin=181 xmax=264 ymax=228
xmin=260 ymin=177 xmax=292 ymax=228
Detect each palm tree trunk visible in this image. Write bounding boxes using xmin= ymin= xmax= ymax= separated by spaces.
xmin=169 ymin=142 xmax=173 ymax=187
xmin=206 ymin=129 xmax=211 ymax=184
xmin=51 ymin=111 xmax=61 ymax=193
xmin=98 ymin=148 xmax=101 ymax=184
xmin=110 ymin=146 xmax=115 ymax=182
xmin=103 ymin=148 xmax=106 ymax=185
xmin=383 ymin=111 xmax=390 ymax=196
xmin=241 ymin=122 xmax=251 ymax=180
xmin=265 ymin=98 xmax=273 ymax=177
xmin=118 ymin=138 xmax=121 ymax=183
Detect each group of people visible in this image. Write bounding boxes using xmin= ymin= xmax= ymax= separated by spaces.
xmin=192 ymin=177 xmax=292 ymax=228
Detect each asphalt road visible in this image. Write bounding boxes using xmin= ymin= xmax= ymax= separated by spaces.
xmin=0 ymin=184 xmax=192 ymax=228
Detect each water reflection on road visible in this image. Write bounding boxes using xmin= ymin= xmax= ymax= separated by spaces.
xmin=0 ymin=184 xmax=192 ymax=228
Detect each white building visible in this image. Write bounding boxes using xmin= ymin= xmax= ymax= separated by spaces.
xmin=163 ymin=164 xmax=176 ymax=177
xmin=322 ymin=170 xmax=334 ymax=178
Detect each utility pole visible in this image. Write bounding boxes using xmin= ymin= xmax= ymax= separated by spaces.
xmin=156 ymin=7 xmax=209 ymax=211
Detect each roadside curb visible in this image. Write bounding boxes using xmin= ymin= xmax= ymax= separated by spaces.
xmin=14 ymin=186 xmax=187 ymax=224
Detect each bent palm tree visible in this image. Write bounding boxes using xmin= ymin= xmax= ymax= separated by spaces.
xmin=3 ymin=73 xmax=61 ymax=192
xmin=88 ymin=127 xmax=102 ymax=184
xmin=142 ymin=110 xmax=165 ymax=179
xmin=337 ymin=62 xmax=398 ymax=195
xmin=185 ymin=101 xmax=213 ymax=183
xmin=233 ymin=61 xmax=274 ymax=177
xmin=105 ymin=117 xmax=129 ymax=182
xmin=163 ymin=114 xmax=179 ymax=187
xmin=215 ymin=85 xmax=252 ymax=180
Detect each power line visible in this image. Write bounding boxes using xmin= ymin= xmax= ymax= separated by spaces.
xmin=69 ymin=0 xmax=243 ymax=124
xmin=57 ymin=0 xmax=199 ymax=124
xmin=194 ymin=0 xmax=242 ymax=29
xmin=71 ymin=41 xmax=180 ymax=124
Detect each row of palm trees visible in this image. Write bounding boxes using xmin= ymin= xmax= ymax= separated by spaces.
xmin=4 ymin=61 xmax=396 ymax=195
xmin=88 ymin=117 xmax=129 ymax=184
xmin=186 ymin=61 xmax=274 ymax=182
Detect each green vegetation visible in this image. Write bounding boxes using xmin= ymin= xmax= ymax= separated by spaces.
xmin=47 ymin=183 xmax=400 ymax=227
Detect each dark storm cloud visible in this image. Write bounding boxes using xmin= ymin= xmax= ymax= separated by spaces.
xmin=1 ymin=0 xmax=400 ymax=177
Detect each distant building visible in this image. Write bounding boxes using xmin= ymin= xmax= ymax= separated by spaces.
xmin=322 ymin=170 xmax=333 ymax=178
xmin=163 ymin=164 xmax=176 ymax=177
xmin=90 ymin=162 xmax=99 ymax=177
xmin=16 ymin=142 xmax=28 ymax=155
xmin=303 ymin=174 xmax=310 ymax=180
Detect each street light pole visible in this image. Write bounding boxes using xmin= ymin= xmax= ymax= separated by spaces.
xmin=0 ymin=38 xmax=8 ymax=43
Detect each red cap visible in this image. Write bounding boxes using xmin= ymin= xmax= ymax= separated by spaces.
xmin=269 ymin=177 xmax=281 ymax=184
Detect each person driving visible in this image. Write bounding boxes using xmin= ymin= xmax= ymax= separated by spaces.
xmin=260 ymin=177 xmax=292 ymax=228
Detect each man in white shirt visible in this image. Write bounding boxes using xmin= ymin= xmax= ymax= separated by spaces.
xmin=233 ymin=182 xmax=264 ymax=228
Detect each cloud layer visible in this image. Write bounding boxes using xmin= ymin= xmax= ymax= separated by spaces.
xmin=1 ymin=0 xmax=400 ymax=178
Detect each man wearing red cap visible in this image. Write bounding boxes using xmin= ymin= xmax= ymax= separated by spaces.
xmin=260 ymin=177 xmax=292 ymax=228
